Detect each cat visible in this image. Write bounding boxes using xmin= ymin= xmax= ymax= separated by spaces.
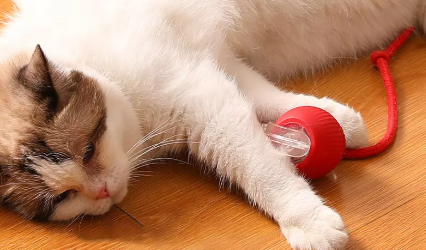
xmin=0 ymin=0 xmax=424 ymax=249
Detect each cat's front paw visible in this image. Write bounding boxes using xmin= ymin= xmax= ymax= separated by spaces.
xmin=280 ymin=205 xmax=348 ymax=250
xmin=318 ymin=98 xmax=368 ymax=149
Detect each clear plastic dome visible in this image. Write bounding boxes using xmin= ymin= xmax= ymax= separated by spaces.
xmin=263 ymin=122 xmax=311 ymax=158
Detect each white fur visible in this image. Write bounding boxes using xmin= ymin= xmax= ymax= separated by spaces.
xmin=1 ymin=0 xmax=425 ymax=249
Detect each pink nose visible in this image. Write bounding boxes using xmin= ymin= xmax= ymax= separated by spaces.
xmin=96 ymin=186 xmax=110 ymax=199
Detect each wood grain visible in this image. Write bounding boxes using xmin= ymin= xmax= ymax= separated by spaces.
xmin=1 ymin=1 xmax=426 ymax=249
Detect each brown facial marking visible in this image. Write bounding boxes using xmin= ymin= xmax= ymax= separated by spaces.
xmin=0 ymin=45 xmax=107 ymax=220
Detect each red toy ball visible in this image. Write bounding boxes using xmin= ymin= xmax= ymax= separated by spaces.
xmin=275 ymin=106 xmax=346 ymax=179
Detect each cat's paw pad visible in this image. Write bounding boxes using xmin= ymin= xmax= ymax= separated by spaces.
xmin=320 ymin=98 xmax=368 ymax=149
xmin=281 ymin=205 xmax=348 ymax=250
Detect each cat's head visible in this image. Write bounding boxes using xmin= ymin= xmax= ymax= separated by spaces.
xmin=0 ymin=45 xmax=141 ymax=221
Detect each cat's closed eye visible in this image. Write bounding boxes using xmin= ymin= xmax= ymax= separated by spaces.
xmin=54 ymin=189 xmax=76 ymax=203
xmin=83 ymin=142 xmax=95 ymax=164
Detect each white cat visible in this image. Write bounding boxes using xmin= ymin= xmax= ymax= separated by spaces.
xmin=0 ymin=0 xmax=424 ymax=249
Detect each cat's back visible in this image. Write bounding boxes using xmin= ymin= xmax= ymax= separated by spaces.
xmin=1 ymin=0 xmax=167 ymax=63
xmin=1 ymin=0 xmax=235 ymax=86
xmin=2 ymin=0 xmax=234 ymax=59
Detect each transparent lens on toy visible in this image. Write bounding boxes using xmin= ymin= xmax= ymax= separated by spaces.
xmin=263 ymin=122 xmax=311 ymax=158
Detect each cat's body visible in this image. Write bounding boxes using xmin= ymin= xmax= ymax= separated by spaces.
xmin=0 ymin=0 xmax=424 ymax=249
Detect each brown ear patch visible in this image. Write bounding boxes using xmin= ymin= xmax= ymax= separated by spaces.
xmin=18 ymin=45 xmax=59 ymax=116
xmin=0 ymin=47 xmax=108 ymax=220
xmin=19 ymin=45 xmax=54 ymax=91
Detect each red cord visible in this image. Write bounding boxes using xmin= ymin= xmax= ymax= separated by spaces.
xmin=343 ymin=27 xmax=415 ymax=159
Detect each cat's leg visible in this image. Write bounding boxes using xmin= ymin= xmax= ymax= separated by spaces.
xmin=225 ymin=58 xmax=368 ymax=149
xmin=180 ymin=61 xmax=347 ymax=249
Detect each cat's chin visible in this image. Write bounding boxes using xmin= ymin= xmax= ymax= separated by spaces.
xmin=50 ymin=195 xmax=114 ymax=221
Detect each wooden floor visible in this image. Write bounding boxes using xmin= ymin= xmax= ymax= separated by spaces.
xmin=1 ymin=1 xmax=426 ymax=249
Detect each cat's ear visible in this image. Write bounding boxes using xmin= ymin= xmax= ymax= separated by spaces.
xmin=20 ymin=45 xmax=58 ymax=112
xmin=20 ymin=45 xmax=55 ymax=91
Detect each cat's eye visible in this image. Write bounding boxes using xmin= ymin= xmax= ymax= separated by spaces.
xmin=83 ymin=142 xmax=95 ymax=163
xmin=54 ymin=189 xmax=77 ymax=203
xmin=55 ymin=190 xmax=71 ymax=203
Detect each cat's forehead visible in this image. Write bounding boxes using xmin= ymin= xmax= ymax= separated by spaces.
xmin=43 ymin=71 xmax=107 ymax=157
xmin=0 ymin=53 xmax=107 ymax=154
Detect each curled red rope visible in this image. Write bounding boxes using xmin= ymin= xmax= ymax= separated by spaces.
xmin=343 ymin=27 xmax=415 ymax=159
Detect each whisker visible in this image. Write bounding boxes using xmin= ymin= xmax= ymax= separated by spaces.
xmin=128 ymin=135 xmax=185 ymax=163
xmin=128 ymin=135 xmax=183 ymax=162
xmin=129 ymin=173 xmax=153 ymax=178
xmin=130 ymin=157 xmax=190 ymax=171
xmin=126 ymin=120 xmax=182 ymax=156
xmin=78 ymin=213 xmax=87 ymax=231
xmin=66 ymin=214 xmax=84 ymax=229
xmin=129 ymin=137 xmax=195 ymax=165
xmin=115 ymin=205 xmax=143 ymax=227
xmin=127 ymin=126 xmax=184 ymax=160
xmin=128 ymin=157 xmax=194 ymax=183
